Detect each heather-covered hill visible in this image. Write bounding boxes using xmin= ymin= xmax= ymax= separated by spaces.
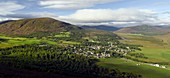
xmin=0 ymin=18 xmax=81 ymax=36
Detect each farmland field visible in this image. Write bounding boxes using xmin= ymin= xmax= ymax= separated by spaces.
xmin=98 ymin=57 xmax=170 ymax=78
xmin=117 ymin=33 xmax=170 ymax=63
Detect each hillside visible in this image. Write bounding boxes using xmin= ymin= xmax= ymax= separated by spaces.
xmin=81 ymin=25 xmax=120 ymax=31
xmin=155 ymin=26 xmax=170 ymax=30
xmin=115 ymin=25 xmax=170 ymax=35
xmin=0 ymin=18 xmax=81 ymax=36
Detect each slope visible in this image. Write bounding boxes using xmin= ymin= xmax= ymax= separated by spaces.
xmin=0 ymin=18 xmax=81 ymax=36
xmin=115 ymin=25 xmax=170 ymax=35
xmin=81 ymin=25 xmax=120 ymax=31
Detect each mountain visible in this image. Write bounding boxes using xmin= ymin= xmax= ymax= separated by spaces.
xmin=115 ymin=25 xmax=170 ymax=35
xmin=0 ymin=18 xmax=81 ymax=36
xmin=155 ymin=26 xmax=170 ymax=30
xmin=81 ymin=25 xmax=120 ymax=31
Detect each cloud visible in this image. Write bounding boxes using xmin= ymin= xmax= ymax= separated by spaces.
xmin=0 ymin=2 xmax=25 ymax=15
xmin=6 ymin=12 xmax=56 ymax=18
xmin=154 ymin=17 xmax=170 ymax=26
xmin=162 ymin=12 xmax=170 ymax=14
xmin=0 ymin=12 xmax=58 ymax=22
xmin=0 ymin=12 xmax=57 ymax=19
xmin=57 ymin=8 xmax=170 ymax=26
xmin=57 ymin=8 xmax=157 ymax=26
xmin=39 ymin=0 xmax=121 ymax=9
xmin=0 ymin=17 xmax=19 ymax=22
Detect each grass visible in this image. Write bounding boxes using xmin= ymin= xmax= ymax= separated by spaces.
xmin=116 ymin=33 xmax=170 ymax=63
xmin=54 ymin=32 xmax=70 ymax=38
xmin=119 ymin=33 xmax=166 ymax=47
xmin=0 ymin=34 xmax=81 ymax=48
xmin=8 ymin=39 xmax=40 ymax=45
xmin=59 ymin=40 xmax=80 ymax=45
xmin=41 ymin=39 xmax=57 ymax=45
xmin=98 ymin=57 xmax=170 ymax=78
xmin=134 ymin=48 xmax=170 ymax=63
xmin=0 ymin=35 xmax=57 ymax=48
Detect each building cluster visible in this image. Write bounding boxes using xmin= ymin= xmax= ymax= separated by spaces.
xmin=71 ymin=42 xmax=134 ymax=58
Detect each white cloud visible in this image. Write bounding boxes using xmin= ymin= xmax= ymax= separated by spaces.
xmin=57 ymin=8 xmax=158 ymax=26
xmin=39 ymin=0 xmax=121 ymax=9
xmin=1 ymin=12 xmax=57 ymax=19
xmin=57 ymin=8 xmax=170 ymax=26
xmin=22 ymin=12 xmax=58 ymax=18
xmin=0 ymin=17 xmax=19 ymax=22
xmin=154 ymin=17 xmax=170 ymax=26
xmin=0 ymin=2 xmax=25 ymax=15
xmin=0 ymin=12 xmax=58 ymax=22
xmin=111 ymin=21 xmax=138 ymax=25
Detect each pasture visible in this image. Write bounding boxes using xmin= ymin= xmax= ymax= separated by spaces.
xmin=98 ymin=57 xmax=170 ymax=78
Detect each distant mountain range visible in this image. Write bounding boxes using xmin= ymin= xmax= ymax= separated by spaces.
xmin=155 ymin=26 xmax=170 ymax=30
xmin=115 ymin=25 xmax=170 ymax=35
xmin=81 ymin=25 xmax=120 ymax=31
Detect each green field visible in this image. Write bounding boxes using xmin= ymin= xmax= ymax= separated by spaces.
xmin=0 ymin=37 xmax=38 ymax=48
xmin=117 ymin=33 xmax=170 ymax=63
xmin=59 ymin=40 xmax=80 ymax=45
xmin=134 ymin=48 xmax=170 ymax=63
xmin=0 ymin=35 xmax=58 ymax=48
xmin=0 ymin=34 xmax=83 ymax=48
xmin=98 ymin=57 xmax=170 ymax=78
xmin=54 ymin=32 xmax=70 ymax=38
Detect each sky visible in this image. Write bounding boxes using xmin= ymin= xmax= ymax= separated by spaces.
xmin=0 ymin=0 xmax=170 ymax=27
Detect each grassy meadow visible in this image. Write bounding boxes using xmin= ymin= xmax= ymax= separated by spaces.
xmin=0 ymin=32 xmax=80 ymax=48
xmin=0 ymin=36 xmax=41 ymax=48
xmin=98 ymin=57 xmax=170 ymax=78
xmin=117 ymin=33 xmax=170 ymax=63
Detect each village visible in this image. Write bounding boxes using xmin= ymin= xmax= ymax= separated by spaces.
xmin=71 ymin=41 xmax=136 ymax=58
